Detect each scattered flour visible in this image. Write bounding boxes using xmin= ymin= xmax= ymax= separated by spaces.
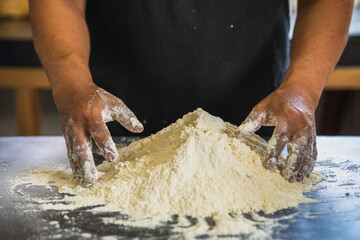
xmin=25 ymin=108 xmax=323 ymax=238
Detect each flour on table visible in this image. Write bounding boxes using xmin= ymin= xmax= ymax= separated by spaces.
xmin=25 ymin=108 xmax=323 ymax=237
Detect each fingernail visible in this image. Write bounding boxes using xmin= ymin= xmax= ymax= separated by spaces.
xmin=288 ymin=176 xmax=294 ymax=183
xmin=268 ymin=162 xmax=274 ymax=169
xmin=106 ymin=152 xmax=115 ymax=162
xmin=81 ymin=179 xmax=94 ymax=188
xmin=130 ymin=117 xmax=144 ymax=131
xmin=296 ymin=177 xmax=301 ymax=182
xmin=266 ymin=158 xmax=276 ymax=170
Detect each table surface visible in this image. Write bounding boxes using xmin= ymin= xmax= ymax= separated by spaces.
xmin=0 ymin=136 xmax=359 ymax=239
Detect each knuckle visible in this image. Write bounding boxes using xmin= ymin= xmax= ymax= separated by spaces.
xmin=254 ymin=98 xmax=268 ymax=110
xmin=73 ymin=144 xmax=92 ymax=162
xmin=252 ymin=105 xmax=266 ymax=118
xmin=276 ymin=132 xmax=289 ymax=143
xmin=251 ymin=105 xmax=261 ymax=114
xmin=83 ymin=111 xmax=105 ymax=129
xmin=95 ymin=135 xmax=111 ymax=149
xmin=290 ymin=120 xmax=313 ymax=137
xmin=117 ymin=98 xmax=124 ymax=105
xmin=89 ymin=120 xmax=109 ymax=139
xmin=67 ymin=119 xmax=76 ymax=128
xmin=61 ymin=117 xmax=76 ymax=129
xmin=82 ymin=106 xmax=96 ymax=120
xmin=302 ymin=118 xmax=313 ymax=130
xmin=89 ymin=117 xmax=106 ymax=132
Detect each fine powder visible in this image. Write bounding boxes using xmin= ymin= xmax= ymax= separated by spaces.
xmin=26 ymin=108 xmax=323 ymax=237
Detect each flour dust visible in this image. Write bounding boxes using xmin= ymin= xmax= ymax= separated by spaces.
xmin=22 ymin=108 xmax=324 ymax=239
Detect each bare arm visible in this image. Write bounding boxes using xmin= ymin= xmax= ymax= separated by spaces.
xmin=237 ymin=0 xmax=353 ymax=182
xmin=29 ymin=0 xmax=143 ymax=187
xmin=30 ymin=0 xmax=91 ymax=92
xmin=283 ymin=0 xmax=354 ymax=106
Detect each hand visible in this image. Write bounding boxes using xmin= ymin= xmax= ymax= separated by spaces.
xmin=235 ymin=86 xmax=317 ymax=183
xmin=54 ymin=83 xmax=143 ymax=187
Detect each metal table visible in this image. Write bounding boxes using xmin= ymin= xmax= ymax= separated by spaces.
xmin=0 ymin=136 xmax=359 ymax=239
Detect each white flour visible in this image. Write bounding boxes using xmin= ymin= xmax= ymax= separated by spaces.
xmin=25 ymin=108 xmax=323 ymax=237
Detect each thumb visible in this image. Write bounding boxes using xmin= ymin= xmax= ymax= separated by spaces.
xmin=235 ymin=109 xmax=266 ymax=137
xmin=111 ymin=100 xmax=144 ymax=133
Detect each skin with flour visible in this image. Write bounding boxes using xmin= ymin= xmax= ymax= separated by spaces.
xmin=235 ymin=89 xmax=317 ymax=183
xmin=29 ymin=0 xmax=353 ymax=185
xmin=60 ymin=84 xmax=143 ymax=187
xmin=236 ymin=0 xmax=353 ymax=182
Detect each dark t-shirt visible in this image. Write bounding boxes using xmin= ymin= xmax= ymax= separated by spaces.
xmin=85 ymin=0 xmax=290 ymax=136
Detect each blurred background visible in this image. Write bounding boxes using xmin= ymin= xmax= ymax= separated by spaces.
xmin=0 ymin=0 xmax=359 ymax=136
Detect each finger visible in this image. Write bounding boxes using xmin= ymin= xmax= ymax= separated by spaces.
xmin=111 ymin=100 xmax=144 ymax=133
xmin=306 ymin=132 xmax=317 ymax=178
xmin=282 ymin=136 xmax=307 ymax=183
xmin=71 ymin=126 xmax=98 ymax=187
xmin=296 ymin=136 xmax=314 ymax=181
xmin=89 ymin=119 xmax=118 ymax=162
xmin=61 ymin=118 xmax=77 ymax=176
xmin=265 ymin=124 xmax=290 ymax=170
xmin=235 ymin=109 xmax=266 ymax=137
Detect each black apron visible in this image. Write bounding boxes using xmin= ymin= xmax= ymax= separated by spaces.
xmin=86 ymin=0 xmax=290 ymax=136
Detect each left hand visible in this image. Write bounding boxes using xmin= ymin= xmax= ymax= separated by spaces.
xmin=235 ymin=86 xmax=317 ymax=183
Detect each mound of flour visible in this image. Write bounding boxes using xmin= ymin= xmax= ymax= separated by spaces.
xmin=27 ymin=108 xmax=322 ymax=235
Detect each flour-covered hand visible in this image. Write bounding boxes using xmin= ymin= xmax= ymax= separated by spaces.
xmin=235 ymin=87 xmax=317 ymax=183
xmin=56 ymin=83 xmax=143 ymax=187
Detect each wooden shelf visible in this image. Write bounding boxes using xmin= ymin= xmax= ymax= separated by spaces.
xmin=0 ymin=66 xmax=359 ymax=136
xmin=0 ymin=67 xmax=50 ymax=136
xmin=325 ymin=67 xmax=360 ymax=90
xmin=0 ymin=67 xmax=50 ymax=89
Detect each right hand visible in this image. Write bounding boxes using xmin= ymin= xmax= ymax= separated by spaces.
xmin=54 ymin=82 xmax=144 ymax=187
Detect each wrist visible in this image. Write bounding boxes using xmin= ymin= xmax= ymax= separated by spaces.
xmin=53 ymin=74 xmax=92 ymax=97
xmin=51 ymin=70 xmax=94 ymax=106
xmin=280 ymin=67 xmax=326 ymax=109
xmin=44 ymin=53 xmax=92 ymax=91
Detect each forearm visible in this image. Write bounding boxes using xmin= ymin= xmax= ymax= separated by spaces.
xmin=282 ymin=0 xmax=353 ymax=108
xmin=29 ymin=0 xmax=91 ymax=96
